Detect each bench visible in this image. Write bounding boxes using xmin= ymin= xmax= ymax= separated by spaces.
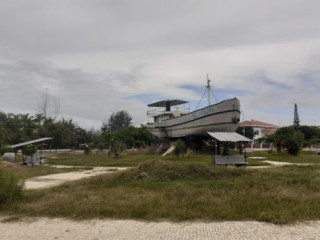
xmin=214 ymin=155 xmax=246 ymax=167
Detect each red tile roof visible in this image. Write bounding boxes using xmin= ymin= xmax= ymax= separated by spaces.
xmin=239 ymin=120 xmax=278 ymax=128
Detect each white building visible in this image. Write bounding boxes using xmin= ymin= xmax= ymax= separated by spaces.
xmin=240 ymin=120 xmax=279 ymax=140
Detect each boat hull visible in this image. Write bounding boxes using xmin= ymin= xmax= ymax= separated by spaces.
xmin=147 ymin=98 xmax=241 ymax=138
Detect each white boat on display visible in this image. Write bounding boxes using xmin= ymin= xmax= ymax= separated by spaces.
xmin=146 ymin=79 xmax=241 ymax=138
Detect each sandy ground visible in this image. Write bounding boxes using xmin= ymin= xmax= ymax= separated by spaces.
xmin=25 ymin=167 xmax=129 ymax=190
xmin=1 ymin=216 xmax=320 ymax=240
xmin=247 ymin=159 xmax=314 ymax=169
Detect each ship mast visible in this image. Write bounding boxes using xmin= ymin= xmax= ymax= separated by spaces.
xmin=207 ymin=74 xmax=211 ymax=106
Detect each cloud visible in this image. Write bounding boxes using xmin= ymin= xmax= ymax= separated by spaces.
xmin=0 ymin=0 xmax=320 ymax=128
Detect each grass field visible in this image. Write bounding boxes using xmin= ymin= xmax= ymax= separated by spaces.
xmin=3 ymin=159 xmax=320 ymax=224
xmin=45 ymin=151 xmax=270 ymax=167
xmin=2 ymin=150 xmax=320 ymax=224
xmin=46 ymin=152 xmax=160 ymax=167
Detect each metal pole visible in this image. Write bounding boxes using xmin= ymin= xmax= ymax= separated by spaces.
xmin=109 ymin=122 xmax=112 ymax=152
xmin=207 ymin=74 xmax=211 ymax=106
xmin=242 ymin=111 xmax=246 ymax=151
xmin=242 ymin=111 xmax=246 ymax=137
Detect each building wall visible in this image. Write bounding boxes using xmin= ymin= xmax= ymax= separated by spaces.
xmin=252 ymin=126 xmax=278 ymax=140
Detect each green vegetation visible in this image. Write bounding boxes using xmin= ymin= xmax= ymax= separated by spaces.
xmin=3 ymin=159 xmax=320 ymax=224
xmin=46 ymin=152 xmax=161 ymax=167
xmin=0 ymin=169 xmax=24 ymax=206
xmin=101 ymin=126 xmax=152 ymax=150
xmin=236 ymin=126 xmax=255 ymax=139
xmin=0 ymin=110 xmax=152 ymax=152
xmin=260 ymin=125 xmax=320 ymax=156
xmin=101 ymin=110 xmax=132 ymax=133
xmin=22 ymin=144 xmax=38 ymax=156
xmin=2 ymin=149 xmax=320 ymax=224
xmin=110 ymin=142 xmax=126 ymax=159
xmin=0 ymin=111 xmax=100 ymax=149
xmin=173 ymin=139 xmax=186 ymax=159
xmin=0 ymin=145 xmax=13 ymax=156
xmin=260 ymin=126 xmax=304 ymax=155
xmin=46 ymin=151 xmax=268 ymax=167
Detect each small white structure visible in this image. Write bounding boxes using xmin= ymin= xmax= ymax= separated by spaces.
xmin=2 ymin=152 xmax=16 ymax=161
xmin=26 ymin=154 xmax=41 ymax=166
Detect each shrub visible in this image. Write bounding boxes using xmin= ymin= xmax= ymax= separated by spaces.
xmin=22 ymin=144 xmax=38 ymax=156
xmin=0 ymin=145 xmax=13 ymax=156
xmin=0 ymin=170 xmax=24 ymax=206
xmin=185 ymin=148 xmax=195 ymax=159
xmin=173 ymin=139 xmax=186 ymax=159
xmin=111 ymin=141 xmax=126 ymax=159
xmin=287 ymin=139 xmax=300 ymax=156
xmin=82 ymin=145 xmax=91 ymax=155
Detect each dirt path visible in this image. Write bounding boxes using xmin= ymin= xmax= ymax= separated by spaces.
xmin=1 ymin=216 xmax=319 ymax=240
xmin=262 ymin=160 xmax=313 ymax=167
xmin=247 ymin=160 xmax=315 ymax=169
xmin=25 ymin=167 xmax=129 ymax=190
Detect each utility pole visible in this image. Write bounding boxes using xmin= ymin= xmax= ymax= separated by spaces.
xmin=242 ymin=111 xmax=245 ymax=137
xmin=109 ymin=121 xmax=112 ymax=153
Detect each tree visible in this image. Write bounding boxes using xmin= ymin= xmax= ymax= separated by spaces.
xmin=236 ymin=126 xmax=255 ymax=139
xmin=22 ymin=144 xmax=38 ymax=156
xmin=0 ymin=145 xmax=13 ymax=156
xmin=262 ymin=126 xmax=304 ymax=155
xmin=101 ymin=125 xmax=152 ymax=149
xmin=0 ymin=111 xmax=98 ymax=150
xmin=38 ymin=90 xmax=60 ymax=120
xmin=101 ymin=110 xmax=132 ymax=133
xmin=293 ymin=103 xmax=300 ymax=130
xmin=299 ymin=125 xmax=320 ymax=141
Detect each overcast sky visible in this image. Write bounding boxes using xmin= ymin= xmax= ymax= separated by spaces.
xmin=1 ymin=0 xmax=319 ymax=129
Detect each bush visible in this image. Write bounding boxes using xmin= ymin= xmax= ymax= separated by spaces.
xmin=185 ymin=148 xmax=195 ymax=159
xmin=22 ymin=144 xmax=38 ymax=156
xmin=0 ymin=145 xmax=13 ymax=156
xmin=287 ymin=139 xmax=300 ymax=156
xmin=173 ymin=139 xmax=186 ymax=159
xmin=0 ymin=170 xmax=24 ymax=206
xmin=111 ymin=141 xmax=126 ymax=159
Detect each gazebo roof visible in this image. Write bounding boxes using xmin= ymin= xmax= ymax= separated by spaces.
xmin=9 ymin=137 xmax=53 ymax=148
xmin=207 ymin=132 xmax=251 ymax=142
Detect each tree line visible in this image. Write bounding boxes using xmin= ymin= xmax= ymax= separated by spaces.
xmin=0 ymin=110 xmax=152 ymax=151
xmin=236 ymin=125 xmax=320 ymax=155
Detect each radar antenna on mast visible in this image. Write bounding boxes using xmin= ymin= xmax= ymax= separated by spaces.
xmin=207 ymin=74 xmax=211 ymax=106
